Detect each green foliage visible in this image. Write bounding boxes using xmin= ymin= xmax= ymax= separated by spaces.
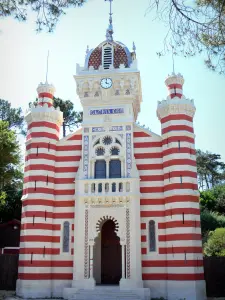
xmin=204 ymin=228 xmax=225 ymax=257
xmin=196 ymin=149 xmax=225 ymax=190
xmin=0 ymin=99 xmax=25 ymax=134
xmin=32 ymin=97 xmax=83 ymax=137
xmin=0 ymin=0 xmax=85 ymax=32
xmin=0 ymin=121 xmax=21 ymax=188
xmin=200 ymin=210 xmax=225 ymax=242
xmin=53 ymin=97 xmax=82 ymax=137
xmin=200 ymin=184 xmax=225 ymax=214
xmin=148 ymin=0 xmax=225 ymax=73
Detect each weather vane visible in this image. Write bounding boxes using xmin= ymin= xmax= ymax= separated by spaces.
xmin=105 ymin=0 xmax=114 ymax=41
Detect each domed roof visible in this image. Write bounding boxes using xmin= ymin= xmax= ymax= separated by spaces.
xmin=84 ymin=40 xmax=135 ymax=70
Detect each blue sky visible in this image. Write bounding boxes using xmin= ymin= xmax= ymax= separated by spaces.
xmin=0 ymin=0 xmax=224 ymax=160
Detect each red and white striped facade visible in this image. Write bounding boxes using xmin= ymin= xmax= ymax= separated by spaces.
xmin=17 ymin=42 xmax=206 ymax=300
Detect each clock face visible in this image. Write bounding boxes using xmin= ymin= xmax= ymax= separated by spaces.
xmin=100 ymin=78 xmax=113 ymax=89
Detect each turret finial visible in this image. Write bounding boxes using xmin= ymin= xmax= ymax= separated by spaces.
xmin=105 ymin=0 xmax=114 ymax=41
xmin=132 ymin=42 xmax=136 ymax=52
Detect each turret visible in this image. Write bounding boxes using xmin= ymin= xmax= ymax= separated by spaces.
xmin=16 ymin=82 xmax=63 ymax=298
xmin=156 ymin=73 xmax=205 ymax=300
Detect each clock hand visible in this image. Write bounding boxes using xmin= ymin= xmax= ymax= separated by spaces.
xmin=106 ymin=79 xmax=108 ymax=84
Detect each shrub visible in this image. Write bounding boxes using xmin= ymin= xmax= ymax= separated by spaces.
xmin=204 ymin=228 xmax=225 ymax=256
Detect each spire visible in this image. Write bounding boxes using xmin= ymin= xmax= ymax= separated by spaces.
xmin=105 ymin=0 xmax=114 ymax=41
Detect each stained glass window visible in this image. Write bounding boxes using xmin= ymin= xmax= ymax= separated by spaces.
xmin=149 ymin=220 xmax=156 ymax=252
xmin=63 ymin=221 xmax=70 ymax=253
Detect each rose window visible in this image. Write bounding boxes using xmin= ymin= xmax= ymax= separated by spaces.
xmin=102 ymin=136 xmax=113 ymax=145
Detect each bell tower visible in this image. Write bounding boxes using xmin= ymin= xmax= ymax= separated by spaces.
xmin=67 ymin=2 xmax=148 ymax=294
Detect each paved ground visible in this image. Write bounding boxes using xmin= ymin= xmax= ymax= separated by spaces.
xmin=1 ymin=290 xmax=225 ymax=300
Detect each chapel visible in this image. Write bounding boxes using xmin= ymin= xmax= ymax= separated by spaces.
xmin=16 ymin=4 xmax=206 ymax=300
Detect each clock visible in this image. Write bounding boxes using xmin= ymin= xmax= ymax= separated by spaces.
xmin=100 ymin=78 xmax=113 ymax=89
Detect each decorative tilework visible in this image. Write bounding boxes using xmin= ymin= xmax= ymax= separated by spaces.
xmin=90 ymin=108 xmax=124 ymax=115
xmin=84 ymin=209 xmax=89 ymax=278
xmin=83 ymin=136 xmax=89 ymax=178
xmin=110 ymin=126 xmax=123 ymax=131
xmin=126 ymin=133 xmax=132 ymax=177
xmin=126 ymin=125 xmax=131 ymax=131
xmin=126 ymin=208 xmax=131 ymax=278
xmin=84 ymin=128 xmax=89 ymax=133
xmin=92 ymin=127 xmax=105 ymax=133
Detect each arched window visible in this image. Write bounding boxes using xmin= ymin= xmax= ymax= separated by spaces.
xmin=109 ymin=159 xmax=121 ymax=178
xmin=149 ymin=220 xmax=156 ymax=252
xmin=63 ymin=221 xmax=70 ymax=253
xmin=110 ymin=147 xmax=120 ymax=155
xmin=95 ymin=160 xmax=106 ymax=179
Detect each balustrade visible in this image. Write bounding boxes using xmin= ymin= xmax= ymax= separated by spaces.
xmin=84 ymin=179 xmax=131 ymax=194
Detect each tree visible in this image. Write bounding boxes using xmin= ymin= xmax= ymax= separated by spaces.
xmin=0 ymin=121 xmax=21 ymax=189
xmin=204 ymin=228 xmax=225 ymax=256
xmin=200 ymin=210 xmax=225 ymax=242
xmin=54 ymin=97 xmax=82 ymax=137
xmin=0 ymin=0 xmax=85 ymax=32
xmin=196 ymin=149 xmax=225 ymax=190
xmin=147 ymin=0 xmax=225 ymax=74
xmin=31 ymin=97 xmax=83 ymax=137
xmin=0 ymin=99 xmax=25 ymax=134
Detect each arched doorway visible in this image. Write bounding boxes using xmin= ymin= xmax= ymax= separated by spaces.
xmin=101 ymin=220 xmax=122 ymax=284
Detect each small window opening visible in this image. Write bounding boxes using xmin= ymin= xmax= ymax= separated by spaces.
xmin=103 ymin=45 xmax=113 ymax=69
xmin=63 ymin=221 xmax=70 ymax=253
xmin=149 ymin=220 xmax=156 ymax=252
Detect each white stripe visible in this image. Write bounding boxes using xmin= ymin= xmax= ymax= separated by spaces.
xmin=161 ymin=120 xmax=193 ymax=130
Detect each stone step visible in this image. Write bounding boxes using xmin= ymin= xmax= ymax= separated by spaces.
xmin=71 ymin=289 xmax=143 ymax=300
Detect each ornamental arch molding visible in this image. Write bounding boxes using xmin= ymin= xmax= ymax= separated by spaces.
xmin=88 ymin=207 xmax=126 ymax=242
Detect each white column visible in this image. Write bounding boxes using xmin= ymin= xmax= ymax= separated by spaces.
xmin=89 ymin=242 xmax=94 ymax=279
xmin=106 ymin=159 xmax=110 ymax=178
xmin=121 ymin=242 xmax=126 ymax=279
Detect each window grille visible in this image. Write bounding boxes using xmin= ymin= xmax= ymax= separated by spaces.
xmin=149 ymin=220 xmax=156 ymax=252
xmin=63 ymin=221 xmax=70 ymax=253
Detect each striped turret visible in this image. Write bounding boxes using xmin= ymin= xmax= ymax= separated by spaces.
xmin=17 ymin=83 xmax=63 ymax=298
xmin=37 ymin=82 xmax=55 ymax=107
xmin=156 ymin=74 xmax=206 ymax=300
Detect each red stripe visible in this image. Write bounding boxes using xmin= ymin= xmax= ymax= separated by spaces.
xmin=164 ymin=195 xmax=199 ymax=204
xmin=134 ymin=152 xmax=162 ymax=159
xmin=38 ymin=92 xmax=53 ymax=99
xmin=141 ymin=235 xmax=147 ymax=242
xmin=162 ymin=125 xmax=194 ymax=134
xmin=141 ymin=208 xmax=200 ymax=218
xmin=20 ymin=236 xmax=60 ymax=243
xmin=159 ymin=246 xmax=203 ymax=254
xmin=133 ymin=131 xmax=151 ymax=137
xmin=163 ymin=147 xmax=196 ymax=157
xmin=21 ymin=223 xmax=60 ymax=230
xmin=164 ymin=183 xmax=198 ymax=191
xmin=140 ymin=199 xmax=164 ymax=205
xmin=162 ymin=136 xmax=194 ymax=145
xmin=28 ymin=122 xmax=59 ymax=132
xmin=136 ymin=164 xmax=163 ymax=170
xmin=23 ymin=199 xmax=54 ymax=206
xmin=163 ymin=159 xmax=196 ymax=168
xmin=18 ymin=260 xmax=73 ymax=267
xmin=134 ymin=142 xmax=162 ymax=148
xmin=56 ymin=145 xmax=82 ymax=151
xmin=19 ymin=248 xmax=60 ymax=255
xmin=67 ymin=134 xmax=82 ymax=141
xmin=24 ymin=165 xmax=78 ymax=173
xmin=142 ymin=273 xmax=204 ymax=280
xmin=140 ymin=187 xmax=164 ymax=193
xmin=18 ymin=273 xmax=73 ymax=280
xmin=142 ymin=259 xmax=203 ymax=267
xmin=158 ymin=233 xmax=202 ymax=242
xmin=26 ymin=143 xmax=82 ymax=151
xmin=158 ymin=220 xmax=201 ymax=229
xmin=170 ymin=93 xmax=182 ymax=99
xmin=26 ymin=132 xmax=58 ymax=141
xmin=168 ymin=83 xmax=182 ymax=89
xmin=21 ymin=211 xmax=74 ymax=219
xmin=141 ymin=223 xmax=146 ymax=230
xmin=22 ymin=188 xmax=75 ymax=196
xmin=141 ymin=248 xmax=147 ymax=254
xmin=164 ymin=171 xmax=197 ymax=180
xmin=25 ymin=154 xmax=81 ymax=162
xmin=161 ymin=114 xmax=193 ymax=124
xmin=140 ymin=175 xmax=164 ymax=181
